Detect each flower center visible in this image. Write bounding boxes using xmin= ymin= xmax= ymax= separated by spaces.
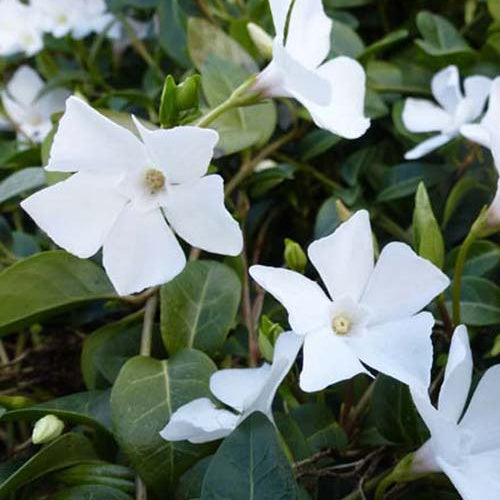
xmin=144 ymin=168 xmax=166 ymax=194
xmin=332 ymin=315 xmax=351 ymax=335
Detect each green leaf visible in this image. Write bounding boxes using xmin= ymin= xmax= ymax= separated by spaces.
xmin=200 ymin=413 xmax=298 ymax=500
xmin=50 ymin=485 xmax=132 ymax=500
xmin=81 ymin=313 xmax=143 ymax=390
xmin=110 ymin=351 xmax=217 ymax=495
xmin=0 ymin=167 xmax=46 ymax=204
xmin=298 ymin=130 xmax=341 ymax=161
xmin=372 ymin=375 xmax=422 ymax=445
xmin=161 ymin=261 xmax=241 ymax=355
xmin=447 ymin=276 xmax=500 ymax=326
xmin=413 ymin=182 xmax=445 ymax=268
xmin=188 ymin=17 xmax=258 ymax=73
xmin=443 ymin=178 xmax=479 ymax=228
xmin=329 ymin=19 xmax=365 ymax=59
xmin=415 ymin=11 xmax=474 ymax=59
xmin=445 ymin=240 xmax=500 ymax=278
xmin=359 ymin=29 xmax=409 ymax=60
xmin=377 ymin=162 xmax=454 ymax=202
xmin=0 ymin=433 xmax=100 ymax=497
xmin=158 ymin=0 xmax=190 ymax=67
xmin=0 ymin=251 xmax=116 ymax=337
xmin=200 ymin=56 xmax=276 ymax=155
xmin=488 ymin=0 xmax=500 ymax=19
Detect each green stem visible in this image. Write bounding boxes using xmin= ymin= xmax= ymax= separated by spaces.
xmin=140 ymin=294 xmax=158 ymax=356
xmin=374 ymin=213 xmax=411 ymax=243
xmin=451 ymin=207 xmax=488 ymax=325
xmin=340 ymin=471 xmax=390 ymax=500
xmin=196 ymin=78 xmax=260 ymax=128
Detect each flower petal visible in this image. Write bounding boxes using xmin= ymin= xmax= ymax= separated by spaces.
xmin=266 ymin=40 xmax=331 ymax=106
xmin=402 ymin=98 xmax=452 ymax=133
xmin=286 ymin=0 xmax=332 ymax=69
xmin=36 ymin=88 xmax=70 ymax=119
xmin=437 ymin=325 xmax=472 ymax=423
xmin=46 ymin=96 xmax=147 ymax=173
xmin=460 ymin=365 xmax=500 ymax=453
xmin=245 ymin=331 xmax=303 ymax=419
xmin=300 ymin=327 xmax=370 ymax=392
xmin=486 ymin=179 xmax=500 ymax=226
xmin=463 ymin=75 xmax=492 ymax=120
xmin=210 ymin=364 xmax=272 ymax=413
xmin=6 ymin=65 xmax=44 ymax=106
xmin=438 ymin=452 xmax=500 ymax=500
xmin=301 ymin=57 xmax=370 ymax=139
xmin=249 ymin=265 xmax=331 ymax=335
xmin=308 ymin=210 xmax=373 ymax=302
xmin=159 ymin=398 xmax=238 ymax=444
xmin=431 ymin=65 xmax=462 ymax=114
xmin=361 ymin=242 xmax=450 ymax=325
xmin=269 ymin=0 xmax=292 ymax=41
xmin=21 ymin=172 xmax=127 ymax=259
xmin=164 ymin=175 xmax=243 ymax=256
xmin=460 ymin=124 xmax=491 ymax=148
xmin=404 ymin=133 xmax=453 ymax=160
xmin=348 ymin=312 xmax=434 ymax=388
xmin=102 ymin=205 xmax=186 ymax=295
xmin=132 ymin=117 xmax=219 ymax=184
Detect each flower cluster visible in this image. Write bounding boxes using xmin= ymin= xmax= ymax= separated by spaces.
xmin=0 ymin=0 xmax=147 ymax=57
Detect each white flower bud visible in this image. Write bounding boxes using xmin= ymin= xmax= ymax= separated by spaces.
xmin=32 ymin=414 xmax=64 ymax=444
xmin=247 ymin=22 xmax=273 ymax=60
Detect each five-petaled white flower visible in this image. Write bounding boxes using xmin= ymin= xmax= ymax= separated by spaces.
xmin=21 ymin=96 xmax=243 ymax=296
xmin=461 ymin=77 xmax=500 ymax=227
xmin=160 ymin=331 xmax=303 ymax=443
xmin=1 ymin=65 xmax=69 ymax=143
xmin=409 ymin=326 xmax=500 ymax=500
xmin=250 ymin=210 xmax=450 ymax=392
xmin=0 ymin=0 xmax=43 ymax=57
xmin=253 ymin=0 xmax=370 ymax=139
xmin=402 ymin=65 xmax=491 ymax=160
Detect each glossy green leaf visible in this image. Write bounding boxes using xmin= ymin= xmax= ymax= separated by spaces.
xmin=49 ymin=485 xmax=132 ymax=500
xmin=0 ymin=433 xmax=100 ymax=497
xmin=377 ymin=162 xmax=454 ymax=202
xmin=329 ymin=19 xmax=365 ymax=58
xmin=200 ymin=413 xmax=298 ymax=500
xmin=158 ymin=0 xmax=190 ymax=67
xmin=110 ymin=350 xmax=216 ymax=495
xmin=447 ymin=276 xmax=500 ymax=326
xmin=445 ymin=240 xmax=500 ymax=277
xmin=0 ymin=167 xmax=45 ymax=204
xmin=161 ymin=260 xmax=241 ymax=355
xmin=0 ymin=251 xmax=115 ymax=336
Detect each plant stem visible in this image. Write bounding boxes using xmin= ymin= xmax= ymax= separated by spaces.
xmin=140 ymin=294 xmax=158 ymax=357
xmin=374 ymin=213 xmax=411 ymax=243
xmin=196 ymin=78 xmax=259 ymax=128
xmin=340 ymin=471 xmax=390 ymax=500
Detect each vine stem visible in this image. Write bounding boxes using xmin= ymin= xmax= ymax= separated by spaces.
xmin=451 ymin=207 xmax=488 ymax=325
xmin=195 ymin=77 xmax=260 ymax=128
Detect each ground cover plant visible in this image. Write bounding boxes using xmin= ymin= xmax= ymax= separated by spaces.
xmin=0 ymin=0 xmax=499 ymax=499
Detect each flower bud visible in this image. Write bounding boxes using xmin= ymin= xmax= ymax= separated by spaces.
xmin=32 ymin=414 xmax=64 ymax=444
xmin=247 ymin=22 xmax=273 ymax=60
xmin=258 ymin=315 xmax=284 ymax=362
xmin=284 ymin=238 xmax=307 ymax=274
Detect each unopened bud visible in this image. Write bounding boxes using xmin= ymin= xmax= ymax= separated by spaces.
xmin=284 ymin=238 xmax=307 ymax=274
xmin=247 ymin=22 xmax=273 ymax=60
xmin=258 ymin=316 xmax=284 ymax=362
xmin=32 ymin=414 xmax=64 ymax=444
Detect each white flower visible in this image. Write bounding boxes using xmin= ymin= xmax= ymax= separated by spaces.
xmin=253 ymin=0 xmax=370 ymax=139
xmin=1 ymin=66 xmax=69 ymax=143
xmin=250 ymin=210 xmax=450 ymax=392
xmin=160 ymin=331 xmax=302 ymax=444
xmin=21 ymin=96 xmax=243 ymax=296
xmin=31 ymin=0 xmax=112 ymax=39
xmin=402 ymin=65 xmax=491 ymax=160
xmin=461 ymin=77 xmax=500 ymax=228
xmin=0 ymin=0 xmax=43 ymax=57
xmin=409 ymin=326 xmax=500 ymax=500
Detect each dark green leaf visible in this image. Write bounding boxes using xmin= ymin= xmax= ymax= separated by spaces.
xmin=161 ymin=261 xmax=241 ymax=355
xmin=49 ymin=485 xmax=133 ymax=500
xmin=110 ymin=350 xmax=216 ymax=495
xmin=0 ymin=251 xmax=115 ymax=337
xmin=0 ymin=167 xmax=46 ymax=204
xmin=201 ymin=413 xmax=298 ymax=500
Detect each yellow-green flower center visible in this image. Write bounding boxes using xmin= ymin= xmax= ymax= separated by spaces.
xmin=332 ymin=315 xmax=351 ymax=335
xmin=144 ymin=168 xmax=166 ymax=194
